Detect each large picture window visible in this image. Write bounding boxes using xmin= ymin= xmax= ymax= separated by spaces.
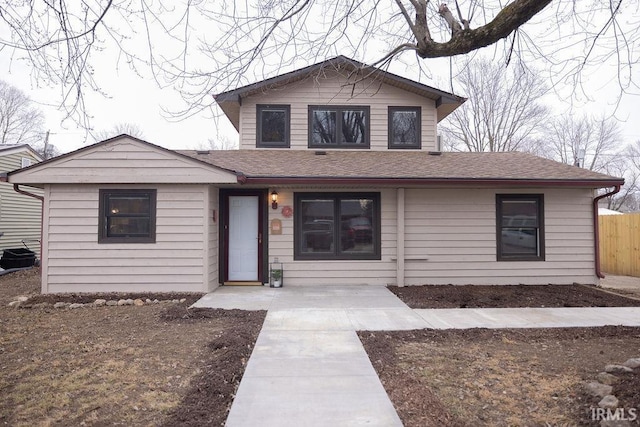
xmin=257 ymin=104 xmax=290 ymax=147
xmin=388 ymin=106 xmax=421 ymax=149
xmin=295 ymin=192 xmax=380 ymax=260
xmin=99 ymin=189 xmax=157 ymax=243
xmin=308 ymin=105 xmax=370 ymax=148
xmin=496 ymin=194 xmax=544 ymax=261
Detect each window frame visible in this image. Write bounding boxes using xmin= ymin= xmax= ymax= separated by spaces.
xmin=308 ymin=105 xmax=371 ymax=149
xmin=388 ymin=106 xmax=422 ymax=149
xmin=98 ymin=189 xmax=157 ymax=244
xmin=256 ymin=104 xmax=291 ymax=148
xmin=496 ymin=194 xmax=545 ymax=261
xmin=294 ymin=192 xmax=381 ymax=260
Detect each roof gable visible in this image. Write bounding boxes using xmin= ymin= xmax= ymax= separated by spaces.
xmin=8 ymin=135 xmax=239 ymax=185
xmin=0 ymin=144 xmax=43 ymax=162
xmin=215 ymin=56 xmax=466 ymax=130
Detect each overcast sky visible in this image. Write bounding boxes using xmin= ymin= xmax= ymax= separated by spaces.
xmin=1 ymin=3 xmax=639 ymax=155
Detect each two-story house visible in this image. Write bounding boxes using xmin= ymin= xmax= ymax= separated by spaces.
xmin=2 ymin=56 xmax=623 ymax=293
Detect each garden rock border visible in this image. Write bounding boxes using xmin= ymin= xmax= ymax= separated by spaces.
xmin=7 ymin=296 xmax=187 ymax=309
xmin=584 ymin=357 xmax=640 ymax=426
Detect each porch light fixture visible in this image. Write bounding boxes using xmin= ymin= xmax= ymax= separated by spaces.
xmin=271 ymin=191 xmax=279 ymax=210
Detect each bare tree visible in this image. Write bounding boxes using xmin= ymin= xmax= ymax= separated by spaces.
xmin=441 ymin=59 xmax=548 ymax=152
xmin=0 ymin=1 xmax=636 ymax=125
xmin=0 ymin=80 xmax=45 ymax=146
xmin=541 ymin=115 xmax=622 ymax=173
xmin=202 ymin=135 xmax=239 ymax=151
xmin=92 ymin=123 xmax=145 ymax=142
xmin=537 ymin=114 xmax=637 ymax=210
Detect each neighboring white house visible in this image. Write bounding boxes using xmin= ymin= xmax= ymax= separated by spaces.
xmin=3 ymin=56 xmax=625 ymax=293
xmin=0 ymin=145 xmax=43 ymax=259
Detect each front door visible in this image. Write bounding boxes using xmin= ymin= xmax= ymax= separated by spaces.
xmin=227 ymin=195 xmax=260 ymax=281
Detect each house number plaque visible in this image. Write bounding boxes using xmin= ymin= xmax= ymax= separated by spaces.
xmin=270 ymin=218 xmax=282 ymax=235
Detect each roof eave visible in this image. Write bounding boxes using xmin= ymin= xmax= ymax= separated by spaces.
xmin=239 ymin=176 xmax=625 ymax=188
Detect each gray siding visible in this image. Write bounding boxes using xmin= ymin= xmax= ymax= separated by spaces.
xmin=0 ymin=151 xmax=42 ymax=258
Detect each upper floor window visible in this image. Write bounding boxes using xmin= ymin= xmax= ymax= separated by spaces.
xmin=21 ymin=157 xmax=32 ymax=168
xmin=496 ymin=194 xmax=545 ymax=261
xmin=257 ymin=104 xmax=290 ymax=148
xmin=309 ymin=105 xmax=370 ymax=148
xmin=99 ymin=189 xmax=157 ymax=243
xmin=388 ymin=107 xmax=421 ymax=149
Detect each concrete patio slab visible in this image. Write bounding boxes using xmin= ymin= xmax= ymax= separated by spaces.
xmin=244 ymin=330 xmax=376 ymax=377
xmin=414 ymin=307 xmax=640 ymax=329
xmin=191 ymin=286 xmax=276 ymax=310
xmin=191 ymin=284 xmax=640 ymax=426
xmin=263 ymin=308 xmax=354 ymax=331
xmin=346 ymin=307 xmax=430 ymax=331
xmin=225 ymin=375 xmax=402 ymax=427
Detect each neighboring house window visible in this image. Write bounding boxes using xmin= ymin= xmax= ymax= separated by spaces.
xmin=294 ymin=192 xmax=380 ymax=260
xmin=308 ymin=105 xmax=370 ymax=148
xmin=21 ymin=157 xmax=31 ymax=168
xmin=388 ymin=107 xmax=421 ymax=149
xmin=99 ymin=189 xmax=157 ymax=243
xmin=496 ymin=194 xmax=545 ymax=261
xmin=257 ymin=104 xmax=290 ymax=147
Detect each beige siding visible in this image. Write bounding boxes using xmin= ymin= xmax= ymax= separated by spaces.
xmin=403 ymin=188 xmax=597 ymax=285
xmin=0 ymin=151 xmax=42 ymax=259
xmin=207 ymin=186 xmax=220 ymax=291
xmin=266 ymin=187 xmax=598 ymax=286
xmin=266 ymin=188 xmax=397 ymax=286
xmin=42 ymin=184 xmax=211 ymax=293
xmin=240 ymin=70 xmax=438 ymax=151
xmin=10 ymin=137 xmax=238 ymax=185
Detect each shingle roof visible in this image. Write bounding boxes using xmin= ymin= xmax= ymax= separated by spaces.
xmin=179 ymin=149 xmax=623 ymax=187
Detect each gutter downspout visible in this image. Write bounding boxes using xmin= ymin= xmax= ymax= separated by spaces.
xmin=397 ymin=188 xmax=405 ymax=287
xmin=593 ymin=185 xmax=621 ymax=279
xmin=12 ymin=184 xmax=44 ymax=258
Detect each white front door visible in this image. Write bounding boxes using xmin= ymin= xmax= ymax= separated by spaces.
xmin=228 ymin=196 xmax=259 ymax=281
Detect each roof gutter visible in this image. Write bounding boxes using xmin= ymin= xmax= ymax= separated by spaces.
xmin=593 ymin=185 xmax=622 ymax=279
xmin=238 ymin=176 xmax=624 ymax=188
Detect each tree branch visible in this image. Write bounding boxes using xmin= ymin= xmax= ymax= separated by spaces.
xmin=416 ymin=0 xmax=552 ymax=58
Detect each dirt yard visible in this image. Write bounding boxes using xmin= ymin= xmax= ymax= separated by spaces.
xmin=388 ymin=283 xmax=640 ymax=309
xmin=2 ymin=268 xmax=639 ymax=426
xmin=0 ymin=268 xmax=265 ymax=426
xmin=363 ymin=283 xmax=640 ymax=426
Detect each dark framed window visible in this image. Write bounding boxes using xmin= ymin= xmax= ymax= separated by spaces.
xmin=308 ymin=105 xmax=370 ymax=148
xmin=257 ymin=104 xmax=290 ymax=147
xmin=294 ymin=192 xmax=380 ymax=260
xmin=496 ymin=194 xmax=544 ymax=261
xmin=99 ymin=189 xmax=157 ymax=243
xmin=388 ymin=106 xmax=421 ymax=149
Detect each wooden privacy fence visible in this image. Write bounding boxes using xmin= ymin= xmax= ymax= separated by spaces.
xmin=599 ymin=213 xmax=640 ymax=277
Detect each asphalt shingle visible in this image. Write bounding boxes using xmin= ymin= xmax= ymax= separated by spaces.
xmin=179 ymin=149 xmax=622 ymax=185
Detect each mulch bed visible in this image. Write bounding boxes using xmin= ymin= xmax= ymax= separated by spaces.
xmin=160 ymin=307 xmax=266 ymax=426
xmin=388 ymin=284 xmax=640 ymax=308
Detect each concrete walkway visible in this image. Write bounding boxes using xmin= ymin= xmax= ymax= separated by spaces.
xmin=192 ymin=285 xmax=640 ymax=426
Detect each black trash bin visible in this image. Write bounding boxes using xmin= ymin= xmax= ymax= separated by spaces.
xmin=0 ymin=248 xmax=36 ymax=269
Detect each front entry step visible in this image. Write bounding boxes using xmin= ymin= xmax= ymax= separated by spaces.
xmin=224 ymin=281 xmax=264 ymax=286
